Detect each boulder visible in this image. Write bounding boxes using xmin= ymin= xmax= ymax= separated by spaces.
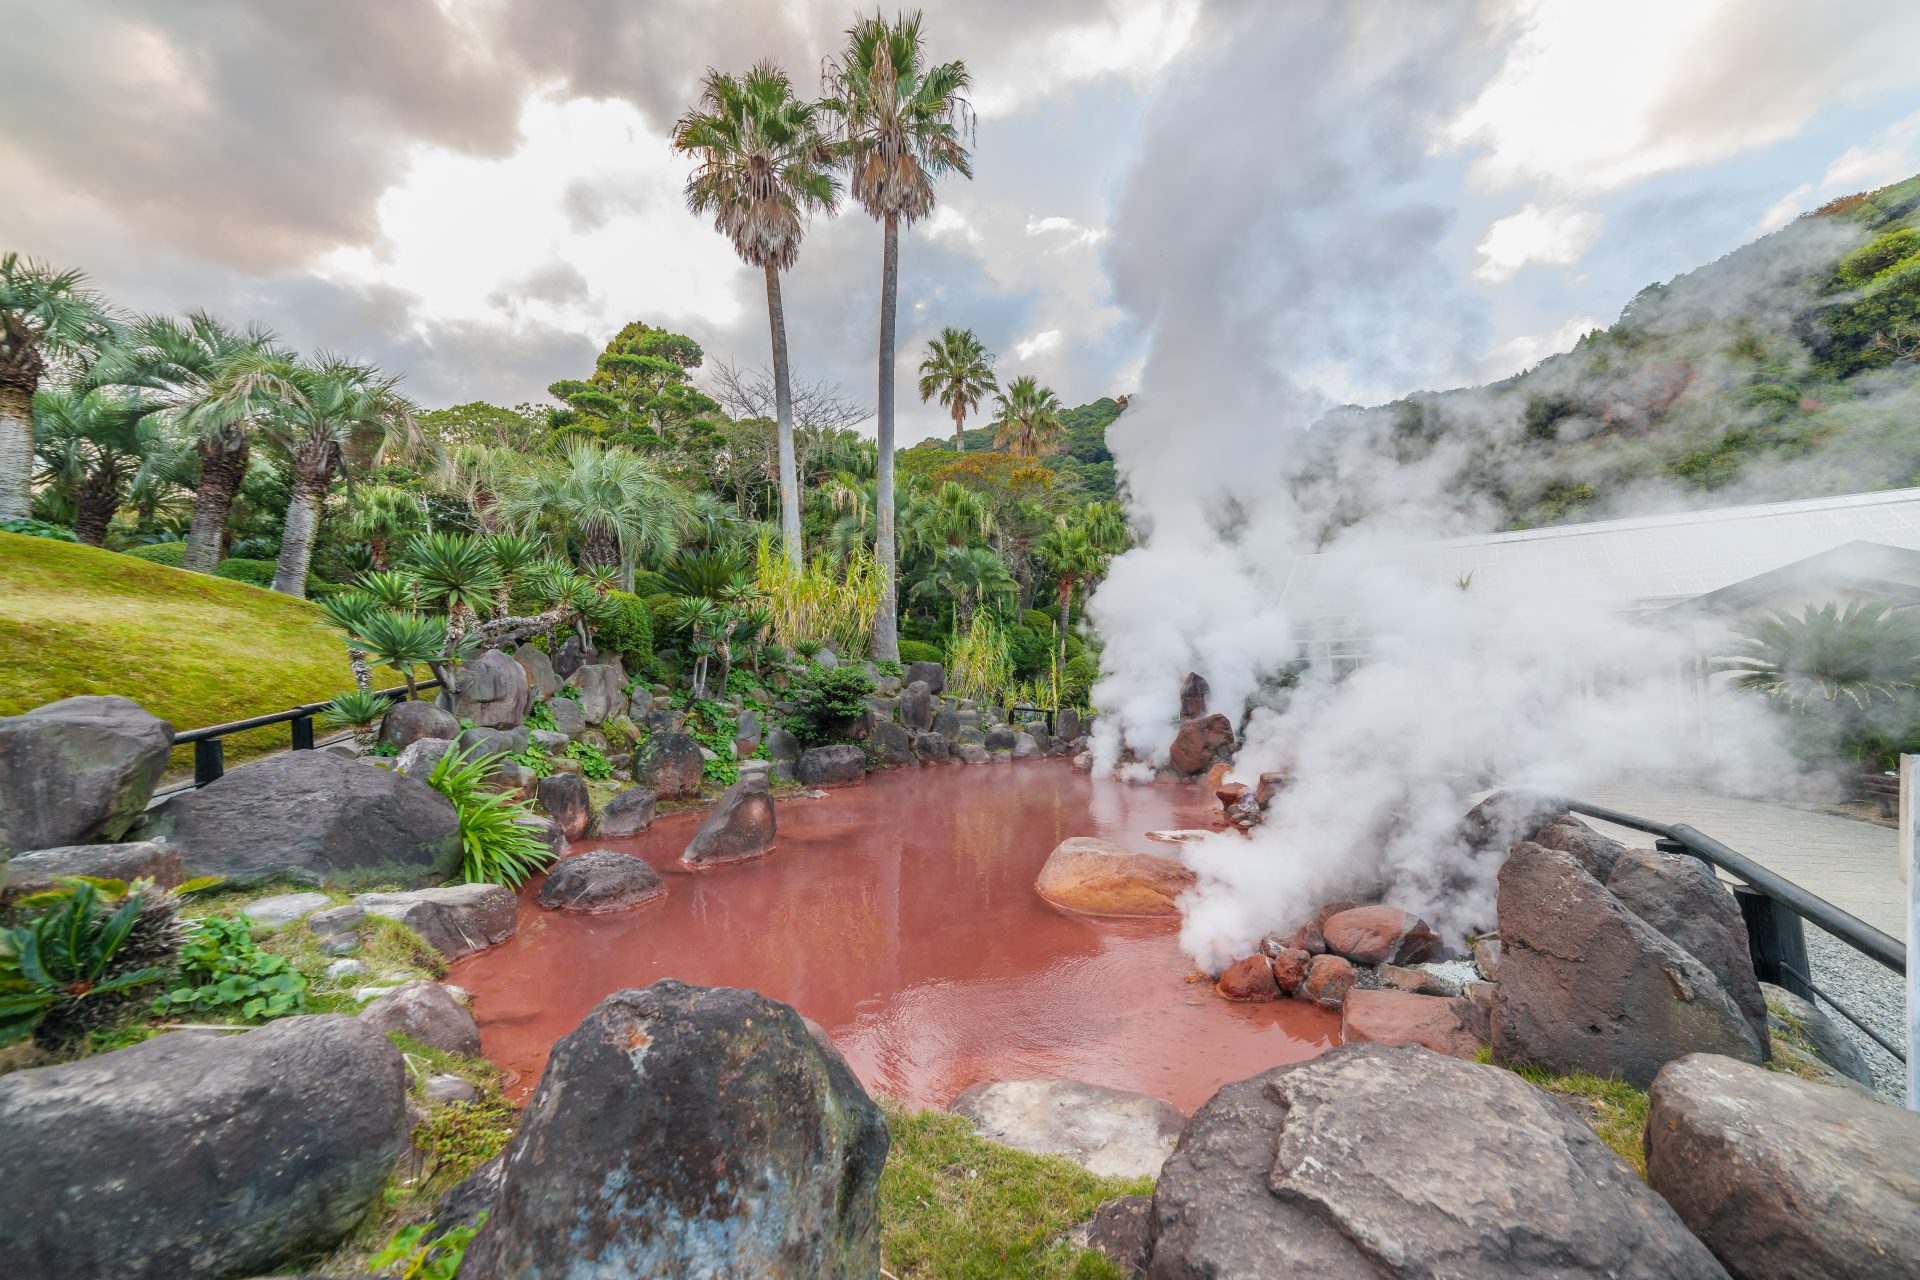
xmin=1147 ymin=1043 xmax=1727 ymax=1279
xmin=734 ymin=708 xmax=762 ymax=757
xmin=1071 ymin=1195 xmax=1152 ymax=1279
xmin=1341 ymin=989 xmax=1484 ymax=1058
xmin=933 ymin=706 xmax=962 ymax=739
xmin=512 ymin=642 xmax=561 ymax=700
xmin=594 ymin=785 xmax=658 ymax=838
xmin=424 ymin=1073 xmax=481 ymax=1107
xmin=516 ymin=814 xmax=567 ymax=864
xmin=1761 ymin=981 xmax=1873 ymax=1088
xmin=552 ymin=634 xmax=589 ymax=678
xmin=1606 ymin=848 xmax=1768 ymax=1050
xmin=2 ymin=841 xmax=181 ymax=902
xmin=949 ymin=1078 xmax=1185 ymax=1179
xmin=528 ymin=728 xmax=570 ymax=753
xmin=537 ymin=849 xmax=666 ymax=913
xmin=1647 ymin=1053 xmax=1920 ymax=1280
xmin=682 ymin=774 xmax=776 ymax=866
xmin=1166 ymin=713 xmax=1233 ymax=776
xmin=626 ymin=688 xmax=653 ymax=721
xmin=1012 ymin=731 xmax=1042 ymax=759
xmin=1216 ymin=954 xmax=1280 ymax=1002
xmin=870 ymin=718 xmax=916 ymax=767
xmin=912 ymin=731 xmax=949 ymax=764
xmin=144 ymin=751 xmax=460 ymax=887
xmin=1320 ymin=905 xmax=1440 ymax=965
xmin=1534 ymin=816 xmax=1627 ymax=880
xmin=1056 ymin=707 xmax=1082 ymax=742
xmin=1457 ymin=789 xmax=1563 ymax=852
xmin=0 ymin=1015 xmax=406 ymax=1280
xmin=796 ymin=743 xmax=866 ymax=787
xmin=1493 ymin=842 xmax=1763 ymax=1088
xmin=956 ymin=743 xmax=990 ymax=764
xmin=1178 ymin=671 xmax=1208 ymax=719
xmin=545 ymin=695 xmax=586 ymax=738
xmin=1034 ymin=836 xmax=1196 ymax=918
xmin=1300 ymin=953 xmax=1356 ymax=1008
xmin=0 ymin=695 xmax=173 ymax=856
xmin=535 ymin=772 xmax=592 ymax=842
xmin=451 ymin=649 xmax=531 ymax=729
xmin=906 ymin=660 xmax=946 ymax=693
xmin=1473 ymin=934 xmax=1502 ymax=980
xmin=899 ymin=680 xmax=935 ymax=731
xmin=394 ymin=736 xmax=453 ymax=780
xmin=766 ymin=725 xmax=800 ymax=761
xmin=356 ymin=884 xmax=519 ymax=960
xmin=243 ymin=891 xmax=333 ymax=928
xmin=378 ymin=699 xmax=458 ymax=751
xmin=637 ymin=732 xmax=705 ymax=798
xmin=570 ymin=661 xmax=625 ymax=725
xmin=983 ymin=725 xmax=1018 ymax=751
xmin=358 ymin=981 xmax=481 ymax=1057
xmin=458 ymin=982 xmax=887 ymax=1280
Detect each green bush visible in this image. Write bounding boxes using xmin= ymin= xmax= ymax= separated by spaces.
xmin=426 ymin=744 xmax=555 ymax=887
xmin=1008 ymin=624 xmax=1053 ymax=679
xmin=629 ymin=569 xmax=671 ymax=598
xmin=789 ymin=665 xmax=876 ymax=745
xmin=211 ymin=557 xmax=276 ymax=586
xmin=592 ymin=590 xmax=654 ymax=670
xmin=565 ymin=738 xmax=614 ymax=781
xmin=159 ymin=915 xmax=308 ymax=1022
xmin=1062 ymin=653 xmax=1099 ymax=709
xmin=896 ymin=639 xmax=944 ymax=666
xmin=645 ymin=591 xmax=680 ymax=636
xmin=124 ymin=541 xmax=187 ymax=567
xmin=0 ymin=518 xmax=78 ymax=542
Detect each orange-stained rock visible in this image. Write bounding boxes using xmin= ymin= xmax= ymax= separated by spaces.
xmin=1300 ymin=954 xmax=1356 ymax=1009
xmin=1035 ymin=837 xmax=1197 ymax=918
xmin=1321 ymin=905 xmax=1440 ymax=965
xmin=1289 ymin=921 xmax=1327 ymax=954
xmin=1205 ymin=762 xmax=1232 ymax=793
xmin=1254 ymin=770 xmax=1291 ymax=807
xmin=1168 ymin=714 xmax=1234 ymax=776
xmin=1341 ymin=989 xmax=1485 ymax=1059
xmin=1269 ymin=946 xmax=1312 ymax=995
xmin=1215 ymin=782 xmax=1248 ymax=808
xmin=1216 ymin=955 xmax=1279 ymax=1002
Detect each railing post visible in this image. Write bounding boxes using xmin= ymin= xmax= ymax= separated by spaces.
xmin=1734 ymin=885 xmax=1813 ymax=1002
xmin=290 ymin=714 xmax=315 ymax=751
xmin=193 ymin=737 xmax=225 ymax=788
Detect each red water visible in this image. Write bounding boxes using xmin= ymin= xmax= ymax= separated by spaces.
xmin=451 ymin=758 xmax=1340 ymax=1113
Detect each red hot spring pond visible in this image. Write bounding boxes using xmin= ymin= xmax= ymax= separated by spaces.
xmin=451 ymin=757 xmax=1340 ymax=1113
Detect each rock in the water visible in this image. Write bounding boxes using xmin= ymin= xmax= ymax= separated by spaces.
xmin=870 ymin=718 xmax=916 ymax=767
xmin=1341 ymin=989 xmax=1485 ymax=1058
xmin=537 ymin=849 xmax=666 ymax=913
xmin=458 ymin=982 xmax=887 ymax=1280
xmin=1178 ymin=671 xmax=1208 ymax=719
xmin=1034 ymin=836 xmax=1196 ymax=918
xmin=899 ymin=680 xmax=934 ymax=731
xmin=359 ymin=981 xmax=481 ymax=1056
xmin=243 ymin=891 xmax=333 ymax=928
xmin=950 ymin=1078 xmax=1184 ymax=1180
xmin=1012 ymin=731 xmax=1042 ymax=759
xmin=1493 ymin=842 xmax=1762 ymax=1088
xmin=1149 ymin=1043 xmax=1727 ymax=1279
xmin=1269 ymin=946 xmax=1312 ymax=994
xmin=378 ymin=699 xmax=458 ymax=751
xmin=1320 ymin=905 xmax=1440 ymax=965
xmin=983 ymin=725 xmax=1017 ymax=752
xmin=1647 ymin=1053 xmax=1919 ymax=1280
xmin=594 ymin=785 xmax=658 ymax=838
xmin=515 ymin=814 xmax=567 ymax=865
xmin=0 ymin=695 xmax=173 ymax=856
xmin=912 ymin=731 xmax=949 ymax=763
xmin=570 ymin=661 xmax=625 ymax=725
xmin=144 ymin=751 xmax=460 ymax=887
xmin=2 ymin=841 xmax=181 ymax=901
xmin=682 ymin=773 xmax=776 ymax=866
xmin=1301 ymin=953 xmax=1356 ymax=1008
xmin=1606 ymin=848 xmax=1768 ymax=1050
xmin=796 ymin=743 xmax=866 ymax=787
xmin=1166 ymin=713 xmax=1233 ymax=776
xmin=452 ymin=649 xmax=532 ymax=729
xmin=356 ymin=884 xmax=518 ymax=960
xmin=0 ymin=1015 xmax=406 ymax=1280
xmin=637 ymin=732 xmax=705 ymax=798
xmin=535 ymin=772 xmax=591 ymax=841
xmin=1217 ymin=955 xmax=1280 ymax=1002
xmin=906 ymin=660 xmax=946 ymax=693
xmin=1056 ymin=707 xmax=1082 ymax=742
xmin=512 ymin=642 xmax=561 ymax=700
xmin=545 ymin=695 xmax=586 ymax=738
xmin=957 ymin=743 xmax=990 ymax=764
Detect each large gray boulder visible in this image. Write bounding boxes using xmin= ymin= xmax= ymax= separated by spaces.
xmin=0 ymin=1016 xmax=406 ymax=1280
xmin=535 ymin=772 xmax=591 ymax=841
xmin=683 ymin=773 xmax=776 ymax=866
xmin=377 ymin=699 xmax=458 ymax=751
xmin=950 ymin=1078 xmax=1184 ymax=1179
xmin=393 ymin=736 xmax=453 ymax=780
xmin=450 ymin=649 xmax=531 ymax=729
xmin=545 ymin=695 xmax=586 ymax=738
xmin=358 ymin=981 xmax=481 ymax=1056
xmin=459 ymin=982 xmax=888 ymax=1279
xmin=570 ymin=661 xmax=625 ymax=725
xmin=1147 ymin=1043 xmax=1727 ymax=1279
xmin=143 ymin=752 xmax=460 ymax=887
xmin=1647 ymin=1053 xmax=1920 ymax=1280
xmin=0 ymin=695 xmax=173 ymax=857
xmin=870 ymin=718 xmax=916 ymax=767
xmin=637 ymin=732 xmax=705 ymax=799
xmin=1761 ymin=981 xmax=1873 ymax=1088
xmin=537 ymin=849 xmax=666 ymax=913
xmin=913 ymin=731 xmax=949 ymax=764
xmin=797 ymin=743 xmax=866 ymax=787
xmin=355 ymin=884 xmax=519 ymax=960
xmin=1606 ymin=848 xmax=1768 ymax=1051
xmin=1492 ymin=842 xmax=1762 ymax=1087
xmin=3 ymin=841 xmax=181 ymax=901
xmin=594 ymin=785 xmax=658 ymax=838
xmin=512 ymin=642 xmax=561 ymax=700
xmin=899 ymin=680 xmax=935 ymax=731
xmin=906 ymin=660 xmax=945 ymax=693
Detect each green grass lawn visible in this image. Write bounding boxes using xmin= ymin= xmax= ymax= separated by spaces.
xmin=0 ymin=533 xmax=389 ymax=769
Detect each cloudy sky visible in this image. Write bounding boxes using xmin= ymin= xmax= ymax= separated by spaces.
xmin=5 ymin=0 xmax=1920 ymax=444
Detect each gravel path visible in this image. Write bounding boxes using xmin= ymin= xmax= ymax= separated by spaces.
xmin=1804 ymin=925 xmax=1908 ymax=1102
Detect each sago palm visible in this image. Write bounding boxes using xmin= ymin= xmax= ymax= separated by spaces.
xmin=1716 ymin=601 xmax=1920 ymax=711
xmin=917 ymin=326 xmax=996 ymax=452
xmin=0 ymin=254 xmax=120 ymax=520
xmin=991 ymin=375 xmax=1066 ymax=457
xmin=673 ymin=59 xmax=839 ymax=571
xmin=821 ymin=10 xmax=973 ymax=663
xmin=31 ymin=383 xmax=161 ymax=546
xmin=405 ymin=532 xmax=504 ymax=644
xmin=498 ymin=443 xmax=684 ymax=584
xmin=315 ymin=590 xmax=381 ymax=691
xmin=349 ymin=609 xmax=449 ymax=702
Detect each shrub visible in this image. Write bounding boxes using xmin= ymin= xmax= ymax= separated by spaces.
xmin=629 ymin=568 xmax=671 ymax=598
xmin=370 ymin=1210 xmax=488 ymax=1280
xmin=896 ymin=639 xmax=944 ymax=666
xmin=593 ymin=590 xmax=655 ymax=670
xmin=1062 ymin=653 xmax=1099 ymax=709
xmin=646 ymin=591 xmax=681 ymax=636
xmin=211 ymin=556 xmax=276 ymax=586
xmin=0 ymin=878 xmax=185 ymax=1049
xmin=426 ymin=744 xmax=555 ymax=886
xmin=565 ymin=738 xmax=613 ymax=781
xmin=788 ymin=665 xmax=876 ymax=745
xmin=124 ymin=541 xmax=187 ymax=567
xmin=158 ymin=914 xmax=307 ymax=1022
xmin=0 ymin=517 xmax=78 ymax=542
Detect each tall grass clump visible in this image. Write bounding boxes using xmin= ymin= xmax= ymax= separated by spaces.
xmin=754 ymin=533 xmax=881 ymax=656
xmin=948 ymin=611 xmax=1013 ymax=704
xmin=425 ymin=745 xmax=554 ymax=887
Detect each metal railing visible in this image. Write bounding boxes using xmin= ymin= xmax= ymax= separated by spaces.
xmin=1566 ymin=798 xmax=1907 ymax=1064
xmin=167 ymin=680 xmax=443 ymax=793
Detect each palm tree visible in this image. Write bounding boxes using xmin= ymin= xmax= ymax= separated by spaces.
xmin=917 ymin=327 xmax=996 ymax=452
xmin=101 ymin=312 xmax=292 ymax=571
xmin=264 ymin=358 xmax=419 ymax=597
xmin=1035 ymin=519 xmax=1105 ymax=693
xmin=1 ymin=254 xmax=120 ymax=520
xmin=345 ymin=484 xmax=426 ymax=569
xmin=498 ymin=443 xmax=685 ymax=586
xmin=673 ymin=60 xmax=839 ymax=572
xmin=31 ymin=384 xmax=161 ymax=545
xmin=822 ymin=10 xmax=973 ymax=662
xmin=1716 ymin=601 xmax=1920 ymax=711
xmin=909 ymin=544 xmax=1016 ymax=636
xmin=991 ymin=376 xmax=1066 ymax=457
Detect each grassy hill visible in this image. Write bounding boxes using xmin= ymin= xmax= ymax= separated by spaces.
xmin=0 ymin=534 xmax=388 ymax=769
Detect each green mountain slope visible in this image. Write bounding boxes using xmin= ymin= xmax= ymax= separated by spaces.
xmin=919 ymin=395 xmax=1127 ymax=498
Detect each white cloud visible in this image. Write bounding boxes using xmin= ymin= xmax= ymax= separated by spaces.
xmin=972 ymin=0 xmax=1202 ymax=116
xmin=1750 ymin=183 xmax=1815 ymax=237
xmin=1821 ymin=108 xmax=1920 ymax=191
xmin=1024 ymin=214 xmax=1108 ymax=248
xmin=924 ymin=205 xmax=984 ymax=247
xmin=1483 ymin=313 xmax=1602 ymax=380
xmin=1014 ymin=329 xmax=1062 ymax=360
xmin=1473 ymin=204 xmax=1603 ymax=282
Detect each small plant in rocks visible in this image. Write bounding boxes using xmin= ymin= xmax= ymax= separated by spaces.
xmin=427 ymin=744 xmax=556 ymax=886
xmin=369 ymin=1211 xmax=487 ymax=1280
xmin=158 ymin=915 xmax=308 ymax=1022
xmin=564 ymin=738 xmax=614 ymax=781
xmin=0 ymin=877 xmax=192 ymax=1050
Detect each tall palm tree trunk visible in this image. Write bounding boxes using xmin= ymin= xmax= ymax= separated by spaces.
xmin=953 ymin=402 xmax=966 ymax=453
xmin=766 ymin=263 xmax=803 ymax=571
xmin=581 ymin=526 xmax=619 ymax=570
xmin=73 ymin=466 xmax=120 ymax=546
xmin=872 ymin=213 xmax=901 ymax=663
xmin=1057 ymin=580 xmax=1073 ymax=703
xmin=0 ymin=380 xmax=35 ymax=521
xmin=185 ymin=433 xmax=248 ymax=573
xmin=272 ymin=444 xmax=331 ymax=597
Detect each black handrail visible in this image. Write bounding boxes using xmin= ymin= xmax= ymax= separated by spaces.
xmin=174 ymin=680 xmax=442 ymax=788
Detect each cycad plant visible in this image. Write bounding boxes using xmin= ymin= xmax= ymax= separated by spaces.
xmin=917 ymin=326 xmax=996 ymax=452
xmin=485 ymin=531 xmax=546 ymax=618
xmin=322 ymin=688 xmax=393 ymax=749
xmin=405 ymin=532 xmax=504 ymax=646
xmin=426 ymin=745 xmax=554 ymax=888
xmin=315 ymin=591 xmax=380 ymax=691
xmin=1717 ymin=601 xmax=1920 ymax=711
xmin=1 ymin=253 xmax=121 ymax=521
xmin=349 ymin=608 xmax=449 ymax=702
xmin=0 ymin=877 xmax=186 ymax=1050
